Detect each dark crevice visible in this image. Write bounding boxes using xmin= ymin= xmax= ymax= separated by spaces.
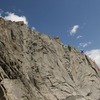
xmin=0 ymin=57 xmax=19 ymax=79
xmin=11 ymin=29 xmax=16 ymax=40
xmin=0 ymin=41 xmax=5 ymax=47
xmin=68 ymin=72 xmax=74 ymax=82
xmin=0 ymin=85 xmax=4 ymax=98
xmin=86 ymin=92 xmax=92 ymax=96
xmin=47 ymin=77 xmax=55 ymax=87
xmin=0 ymin=84 xmax=7 ymax=100
xmin=0 ymin=96 xmax=6 ymax=100
xmin=33 ymin=78 xmax=39 ymax=90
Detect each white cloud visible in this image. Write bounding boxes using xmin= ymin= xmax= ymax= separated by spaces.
xmin=70 ymin=25 xmax=79 ymax=36
xmin=3 ymin=12 xmax=28 ymax=25
xmin=31 ymin=27 xmax=36 ymax=31
xmin=79 ymin=43 xmax=88 ymax=48
xmin=77 ymin=35 xmax=82 ymax=39
xmin=79 ymin=42 xmax=92 ymax=48
xmin=85 ymin=49 xmax=100 ymax=67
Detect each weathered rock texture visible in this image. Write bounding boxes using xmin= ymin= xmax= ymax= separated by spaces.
xmin=0 ymin=18 xmax=100 ymax=100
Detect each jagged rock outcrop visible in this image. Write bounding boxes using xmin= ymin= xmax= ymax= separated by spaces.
xmin=0 ymin=18 xmax=100 ymax=100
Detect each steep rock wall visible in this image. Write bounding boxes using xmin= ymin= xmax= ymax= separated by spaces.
xmin=0 ymin=18 xmax=100 ymax=100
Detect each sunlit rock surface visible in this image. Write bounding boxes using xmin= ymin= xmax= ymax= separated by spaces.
xmin=0 ymin=18 xmax=100 ymax=100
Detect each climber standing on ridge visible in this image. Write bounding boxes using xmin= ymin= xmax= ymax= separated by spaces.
xmin=81 ymin=50 xmax=84 ymax=54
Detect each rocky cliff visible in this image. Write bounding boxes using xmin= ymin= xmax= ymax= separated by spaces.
xmin=0 ymin=18 xmax=100 ymax=100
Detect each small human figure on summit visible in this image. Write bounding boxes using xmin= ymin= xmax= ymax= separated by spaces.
xmin=81 ymin=50 xmax=84 ymax=54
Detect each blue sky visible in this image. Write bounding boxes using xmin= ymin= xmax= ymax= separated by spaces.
xmin=0 ymin=0 xmax=100 ymax=66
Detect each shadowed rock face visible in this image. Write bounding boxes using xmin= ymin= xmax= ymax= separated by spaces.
xmin=0 ymin=18 xmax=100 ymax=100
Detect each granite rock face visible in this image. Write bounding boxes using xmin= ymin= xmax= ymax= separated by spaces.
xmin=0 ymin=18 xmax=100 ymax=100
